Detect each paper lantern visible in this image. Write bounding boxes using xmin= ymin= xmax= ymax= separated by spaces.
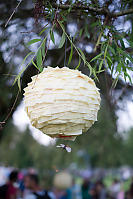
xmin=24 ymin=67 xmax=100 ymax=141
xmin=53 ymin=172 xmax=72 ymax=189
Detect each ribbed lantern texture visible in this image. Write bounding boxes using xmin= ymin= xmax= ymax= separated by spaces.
xmin=24 ymin=67 xmax=100 ymax=141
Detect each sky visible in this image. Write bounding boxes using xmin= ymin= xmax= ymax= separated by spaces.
xmin=13 ymin=99 xmax=133 ymax=146
xmin=13 ymin=101 xmax=55 ymax=146
xmin=12 ymin=15 xmax=133 ymax=146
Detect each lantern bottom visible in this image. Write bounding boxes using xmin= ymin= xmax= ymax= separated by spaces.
xmin=47 ymin=134 xmax=77 ymax=141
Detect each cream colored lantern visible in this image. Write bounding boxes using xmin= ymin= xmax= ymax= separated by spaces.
xmin=24 ymin=67 xmax=100 ymax=141
xmin=53 ymin=172 xmax=72 ymax=190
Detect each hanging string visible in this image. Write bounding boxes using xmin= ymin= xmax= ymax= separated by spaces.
xmin=64 ymin=37 xmax=67 ymax=67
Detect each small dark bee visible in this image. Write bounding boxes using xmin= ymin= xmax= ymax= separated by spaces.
xmin=56 ymin=144 xmax=71 ymax=153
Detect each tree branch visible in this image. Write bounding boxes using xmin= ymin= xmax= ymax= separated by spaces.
xmin=52 ymin=3 xmax=109 ymax=15
xmin=111 ymin=8 xmax=133 ymax=17
xmin=52 ymin=3 xmax=133 ymax=17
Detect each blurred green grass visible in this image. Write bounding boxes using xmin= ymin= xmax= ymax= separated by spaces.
xmin=104 ymin=175 xmax=132 ymax=191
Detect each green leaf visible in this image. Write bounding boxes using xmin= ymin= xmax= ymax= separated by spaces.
xmin=32 ymin=60 xmax=40 ymax=70
xmin=41 ymin=38 xmax=46 ymax=57
xmin=104 ymin=59 xmax=108 ymax=69
xmin=96 ymin=69 xmax=105 ymax=74
xmin=106 ymin=58 xmax=111 ymax=70
xmin=17 ymin=77 xmax=21 ymax=92
xmin=120 ymin=38 xmax=125 ymax=50
xmin=99 ymin=59 xmax=104 ymax=71
xmin=128 ymin=39 xmax=133 ymax=47
xmin=126 ymin=55 xmax=133 ymax=63
xmin=50 ymin=29 xmax=55 ymax=44
xmin=87 ymin=62 xmax=92 ymax=76
xmin=78 ymin=48 xmax=86 ymax=65
xmin=27 ymin=39 xmax=41 ymax=46
xmin=68 ymin=43 xmax=73 ymax=65
xmin=50 ymin=10 xmax=55 ymax=21
xmin=125 ymin=72 xmax=132 ymax=84
xmin=109 ymin=45 xmax=115 ymax=55
xmin=37 ymin=49 xmax=43 ymax=71
xmin=75 ymin=57 xmax=81 ymax=69
xmin=73 ymin=31 xmax=78 ymax=41
xmin=106 ymin=55 xmax=113 ymax=64
xmin=39 ymin=24 xmax=49 ymax=35
xmin=117 ymin=63 xmax=121 ymax=73
xmin=112 ymin=76 xmax=119 ymax=88
xmin=93 ymin=69 xmax=98 ymax=80
xmin=90 ymin=21 xmax=100 ymax=28
xmin=85 ymin=26 xmax=90 ymax=39
xmin=104 ymin=44 xmax=108 ymax=59
xmin=39 ymin=27 xmax=49 ymax=36
xmin=13 ymin=54 xmax=35 ymax=87
xmin=20 ymin=52 xmax=34 ymax=67
xmin=90 ymin=52 xmax=103 ymax=62
xmin=59 ymin=32 xmax=66 ymax=48
xmin=79 ymin=28 xmax=83 ymax=37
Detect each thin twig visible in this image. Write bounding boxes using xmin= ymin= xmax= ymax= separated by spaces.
xmin=94 ymin=31 xmax=103 ymax=52
xmin=32 ymin=11 xmax=58 ymax=89
xmin=0 ymin=90 xmax=19 ymax=130
xmin=5 ymin=0 xmax=23 ymax=27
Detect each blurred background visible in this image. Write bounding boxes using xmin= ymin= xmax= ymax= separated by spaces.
xmin=0 ymin=0 xmax=133 ymax=199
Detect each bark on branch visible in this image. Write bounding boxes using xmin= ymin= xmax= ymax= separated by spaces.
xmin=52 ymin=3 xmax=133 ymax=17
xmin=111 ymin=8 xmax=133 ymax=17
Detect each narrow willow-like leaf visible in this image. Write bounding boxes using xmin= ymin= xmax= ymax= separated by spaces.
xmin=27 ymin=39 xmax=41 ymax=46
xmin=37 ymin=49 xmax=43 ymax=71
xmin=128 ymin=39 xmax=133 ymax=48
xmin=13 ymin=51 xmax=35 ymax=86
xmin=106 ymin=55 xmax=113 ymax=64
xmin=104 ymin=44 xmax=108 ymax=59
xmin=75 ymin=57 xmax=81 ymax=69
xmin=93 ymin=69 xmax=98 ymax=81
xmin=106 ymin=57 xmax=112 ymax=70
xmin=51 ymin=10 xmax=55 ymax=21
xmin=68 ymin=43 xmax=73 ymax=65
xmin=117 ymin=63 xmax=121 ymax=73
xmin=112 ymin=76 xmax=119 ymax=88
xmin=78 ymin=48 xmax=86 ymax=65
xmin=79 ymin=28 xmax=83 ymax=37
xmin=126 ymin=54 xmax=133 ymax=63
xmin=58 ymin=20 xmax=94 ymax=75
xmin=90 ymin=52 xmax=103 ymax=62
xmin=109 ymin=46 xmax=115 ymax=55
xmin=39 ymin=24 xmax=49 ymax=35
xmin=120 ymin=38 xmax=125 ymax=50
xmin=50 ymin=29 xmax=55 ymax=44
xmin=41 ymin=38 xmax=46 ymax=57
xmin=96 ymin=69 xmax=105 ymax=73
xmin=39 ymin=27 xmax=49 ymax=36
xmin=91 ymin=21 xmax=100 ymax=28
xmin=73 ymin=31 xmax=78 ymax=41
xmin=87 ymin=62 xmax=92 ymax=76
xmin=125 ymin=72 xmax=132 ymax=84
xmin=21 ymin=52 xmax=34 ymax=66
xmin=32 ymin=60 xmax=40 ymax=71
xmin=13 ymin=58 xmax=34 ymax=86
xmin=59 ymin=32 xmax=65 ymax=48
xmin=85 ymin=25 xmax=90 ymax=39
xmin=99 ymin=59 xmax=104 ymax=71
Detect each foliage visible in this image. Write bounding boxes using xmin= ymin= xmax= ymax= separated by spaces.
xmin=0 ymin=0 xmax=133 ymax=169
xmin=11 ymin=0 xmax=133 ymax=88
